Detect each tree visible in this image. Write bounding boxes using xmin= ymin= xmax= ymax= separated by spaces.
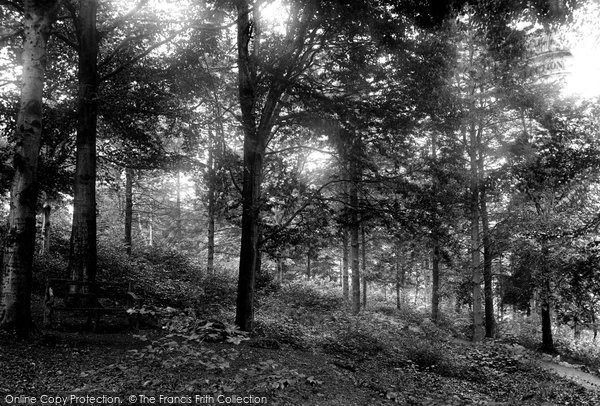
xmin=68 ymin=0 xmax=99 ymax=287
xmin=0 ymin=0 xmax=58 ymax=338
xmin=508 ymin=102 xmax=600 ymax=351
xmin=233 ymin=0 xmax=320 ymax=330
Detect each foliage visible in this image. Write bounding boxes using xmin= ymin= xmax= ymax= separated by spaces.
xmin=273 ymin=279 xmax=345 ymax=313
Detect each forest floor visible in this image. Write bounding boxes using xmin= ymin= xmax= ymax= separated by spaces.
xmin=1 ymin=286 xmax=600 ymax=406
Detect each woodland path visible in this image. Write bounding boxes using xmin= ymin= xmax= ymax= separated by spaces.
xmin=540 ymin=360 xmax=600 ymax=391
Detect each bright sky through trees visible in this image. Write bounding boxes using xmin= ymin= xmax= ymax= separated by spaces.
xmin=561 ymin=1 xmax=600 ymax=98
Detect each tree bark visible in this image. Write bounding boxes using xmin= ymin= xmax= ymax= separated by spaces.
xmin=431 ymin=238 xmax=440 ymax=323
xmin=175 ymin=169 xmax=181 ymax=239
xmin=40 ymin=198 xmax=51 ymax=255
xmin=69 ymin=0 xmax=98 ymax=288
xmin=395 ymin=243 xmax=401 ymax=309
xmin=342 ymin=229 xmax=349 ymax=300
xmin=0 ymin=0 xmax=57 ymax=338
xmin=148 ymin=206 xmax=154 ymax=246
xmin=540 ymin=240 xmax=554 ymax=352
xmin=349 ymin=151 xmax=361 ymax=314
xmin=124 ymin=167 xmax=133 ymax=255
xmin=469 ymin=123 xmax=484 ymax=342
xmin=233 ymin=0 xmax=311 ymax=330
xmin=206 ymin=131 xmax=216 ymax=274
xmin=430 ymin=131 xmax=441 ymax=323
xmin=235 ymin=0 xmax=266 ymax=331
xmin=480 ymin=185 xmax=495 ymax=337
xmin=361 ymin=225 xmax=367 ymax=309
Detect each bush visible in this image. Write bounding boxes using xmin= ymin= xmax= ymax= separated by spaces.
xmin=32 ymin=252 xmax=69 ymax=295
xmin=276 ymin=279 xmax=344 ymax=313
xmin=322 ymin=329 xmax=384 ymax=358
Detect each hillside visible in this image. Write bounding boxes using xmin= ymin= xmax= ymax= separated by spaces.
xmin=2 ymin=277 xmax=599 ymax=406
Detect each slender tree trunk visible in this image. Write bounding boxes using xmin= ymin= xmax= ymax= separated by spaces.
xmin=414 ymin=276 xmax=419 ymax=305
xmin=40 ymin=199 xmax=52 ymax=255
xmin=349 ymin=154 xmax=361 ymax=314
xmin=424 ymin=257 xmax=431 ymax=305
xmin=480 ymin=186 xmax=495 ymax=337
xmin=431 ymin=238 xmax=440 ymax=323
xmin=124 ymin=167 xmax=133 ymax=255
xmin=469 ymin=123 xmax=484 ymax=342
xmin=148 ymin=207 xmax=154 ymax=247
xmin=206 ymin=133 xmax=216 ymax=275
xmin=175 ymin=169 xmax=181 ymax=239
xmin=540 ymin=240 xmax=554 ymax=352
xmin=69 ymin=0 xmax=98 ymax=288
xmin=0 ymin=0 xmax=57 ymax=338
xmin=395 ymin=243 xmax=401 ymax=309
xmin=430 ymin=132 xmax=441 ymax=323
xmin=361 ymin=225 xmax=367 ymax=309
xmin=342 ymin=229 xmax=349 ymax=300
xmin=306 ymin=249 xmax=311 ymax=279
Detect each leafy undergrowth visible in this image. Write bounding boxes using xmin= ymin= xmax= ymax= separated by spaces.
xmin=34 ymin=239 xmax=237 ymax=319
xmin=498 ymin=317 xmax=600 ymax=376
xmin=3 ymin=279 xmax=600 ymax=405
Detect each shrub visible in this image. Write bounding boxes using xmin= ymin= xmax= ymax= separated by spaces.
xmin=32 ymin=252 xmax=69 ymax=295
xmin=322 ymin=329 xmax=384 ymax=358
xmin=276 ymin=279 xmax=344 ymax=313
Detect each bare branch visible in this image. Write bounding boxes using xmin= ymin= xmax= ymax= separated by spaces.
xmin=52 ymin=31 xmax=78 ymax=50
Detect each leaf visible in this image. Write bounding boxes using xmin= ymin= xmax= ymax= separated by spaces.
xmin=306 ymin=376 xmax=323 ymax=386
xmin=226 ymin=336 xmax=249 ymax=345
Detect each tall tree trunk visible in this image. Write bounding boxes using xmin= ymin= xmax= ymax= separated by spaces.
xmin=206 ymin=132 xmax=216 ymax=275
xmin=235 ymin=0 xmax=265 ymax=331
xmin=349 ymin=154 xmax=360 ymax=314
xmin=540 ymin=240 xmax=554 ymax=352
xmin=469 ymin=123 xmax=484 ymax=342
xmin=431 ymin=238 xmax=440 ymax=323
xmin=395 ymin=243 xmax=401 ymax=309
xmin=175 ymin=169 xmax=181 ymax=239
xmin=342 ymin=229 xmax=349 ymax=300
xmin=234 ymin=0 xmax=310 ymax=330
xmin=124 ymin=167 xmax=133 ymax=255
xmin=306 ymin=249 xmax=311 ymax=279
xmin=361 ymin=225 xmax=367 ymax=309
xmin=480 ymin=186 xmax=495 ymax=338
xmin=69 ymin=0 xmax=98 ymax=288
xmin=148 ymin=206 xmax=154 ymax=247
xmin=430 ymin=132 xmax=441 ymax=323
xmin=423 ymin=258 xmax=431 ymax=305
xmin=0 ymin=0 xmax=57 ymax=338
xmin=40 ymin=198 xmax=51 ymax=255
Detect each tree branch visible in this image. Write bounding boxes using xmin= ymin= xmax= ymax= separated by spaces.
xmin=99 ymin=0 xmax=149 ymax=40
xmin=261 ymin=178 xmax=343 ymax=244
xmin=99 ymin=28 xmax=187 ymax=83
